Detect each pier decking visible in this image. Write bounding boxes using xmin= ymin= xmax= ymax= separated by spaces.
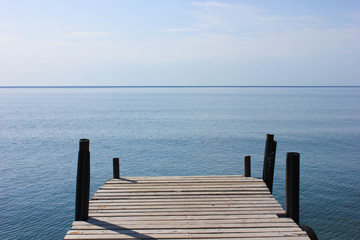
xmin=65 ymin=175 xmax=310 ymax=239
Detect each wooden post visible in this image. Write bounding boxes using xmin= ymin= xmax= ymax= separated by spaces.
xmin=113 ymin=157 xmax=120 ymax=179
xmin=75 ymin=139 xmax=90 ymax=221
xmin=286 ymin=152 xmax=300 ymax=225
xmin=244 ymin=156 xmax=251 ymax=177
xmin=262 ymin=134 xmax=277 ymax=193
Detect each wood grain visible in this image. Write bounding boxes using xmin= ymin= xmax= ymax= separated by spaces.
xmin=64 ymin=175 xmax=309 ymax=240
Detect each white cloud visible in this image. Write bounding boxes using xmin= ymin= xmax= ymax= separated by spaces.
xmin=259 ymin=16 xmax=283 ymax=21
xmin=348 ymin=11 xmax=360 ymax=20
xmin=189 ymin=2 xmax=337 ymax=35
xmin=192 ymin=1 xmax=231 ymax=8
xmin=191 ymin=3 xmax=274 ymax=33
xmin=161 ymin=27 xmax=205 ymax=32
xmin=67 ymin=31 xmax=116 ymax=38
xmin=56 ymin=27 xmax=78 ymax=31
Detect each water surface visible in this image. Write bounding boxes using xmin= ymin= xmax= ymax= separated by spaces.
xmin=0 ymin=87 xmax=359 ymax=239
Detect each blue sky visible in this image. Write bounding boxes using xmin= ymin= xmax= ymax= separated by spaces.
xmin=0 ymin=0 xmax=359 ymax=86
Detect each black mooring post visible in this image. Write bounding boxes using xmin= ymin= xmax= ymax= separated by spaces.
xmin=244 ymin=156 xmax=251 ymax=177
xmin=286 ymin=152 xmax=300 ymax=225
xmin=262 ymin=134 xmax=277 ymax=193
xmin=113 ymin=157 xmax=120 ymax=179
xmin=75 ymin=139 xmax=90 ymax=221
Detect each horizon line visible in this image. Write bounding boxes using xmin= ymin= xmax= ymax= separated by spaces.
xmin=1 ymin=85 xmax=360 ymax=88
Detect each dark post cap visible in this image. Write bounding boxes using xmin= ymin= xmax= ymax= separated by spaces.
xmin=287 ymin=152 xmax=300 ymax=158
xmin=79 ymin=139 xmax=90 ymax=151
xmin=266 ymin=134 xmax=274 ymax=141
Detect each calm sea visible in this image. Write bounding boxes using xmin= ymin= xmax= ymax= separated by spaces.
xmin=0 ymin=87 xmax=359 ymax=239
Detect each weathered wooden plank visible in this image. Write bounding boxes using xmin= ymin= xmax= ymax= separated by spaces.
xmin=100 ymin=185 xmax=267 ymax=190
xmin=69 ymin=226 xmax=304 ymax=233
xmin=103 ymin=179 xmax=257 ymax=183
xmin=106 ymin=175 xmax=249 ymax=180
xmin=88 ymin=210 xmax=286 ymax=217
xmin=65 ymin=232 xmax=308 ymax=239
xmin=93 ymin=192 xmax=271 ymax=198
xmin=89 ymin=206 xmax=284 ymax=213
xmin=104 ymin=180 xmax=265 ymax=185
xmin=89 ymin=198 xmax=279 ymax=204
xmin=95 ymin=191 xmax=271 ymax=196
xmin=106 ymin=177 xmax=261 ymax=181
xmin=91 ymin=194 xmax=275 ymax=200
xmin=74 ymin=215 xmax=280 ymax=224
xmin=103 ymin=178 xmax=263 ymax=184
xmin=89 ymin=202 xmax=280 ymax=207
xmin=65 ymin=236 xmax=309 ymax=240
xmin=89 ymin=204 xmax=282 ymax=210
xmin=111 ymin=175 xmax=246 ymax=178
xmin=103 ymin=182 xmax=266 ymax=187
xmin=83 ymin=216 xmax=295 ymax=223
xmin=65 ymin=231 xmax=308 ymax=238
xmin=71 ymin=221 xmax=300 ymax=229
xmin=105 ymin=178 xmax=264 ymax=184
xmin=88 ymin=209 xmax=285 ymax=216
xmin=100 ymin=184 xmax=267 ymax=188
xmin=98 ymin=187 xmax=269 ymax=192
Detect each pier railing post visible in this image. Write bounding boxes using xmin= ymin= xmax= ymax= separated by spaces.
xmin=113 ymin=157 xmax=120 ymax=179
xmin=286 ymin=152 xmax=300 ymax=225
xmin=244 ymin=156 xmax=251 ymax=177
xmin=262 ymin=134 xmax=277 ymax=193
xmin=75 ymin=139 xmax=90 ymax=221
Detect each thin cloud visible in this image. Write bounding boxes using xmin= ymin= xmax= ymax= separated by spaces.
xmin=67 ymin=31 xmax=116 ymax=38
xmin=259 ymin=16 xmax=283 ymax=21
xmin=192 ymin=2 xmax=231 ymax=8
xmin=347 ymin=11 xmax=360 ymax=20
xmin=56 ymin=27 xmax=78 ymax=31
xmin=34 ymin=20 xmax=62 ymax=24
xmin=190 ymin=2 xmax=334 ymax=34
xmin=161 ymin=27 xmax=205 ymax=32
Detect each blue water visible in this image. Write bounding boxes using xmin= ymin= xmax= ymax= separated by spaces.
xmin=0 ymin=87 xmax=359 ymax=239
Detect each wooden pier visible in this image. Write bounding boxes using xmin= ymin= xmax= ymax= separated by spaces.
xmin=64 ymin=136 xmax=317 ymax=239
xmin=65 ymin=175 xmax=310 ymax=239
